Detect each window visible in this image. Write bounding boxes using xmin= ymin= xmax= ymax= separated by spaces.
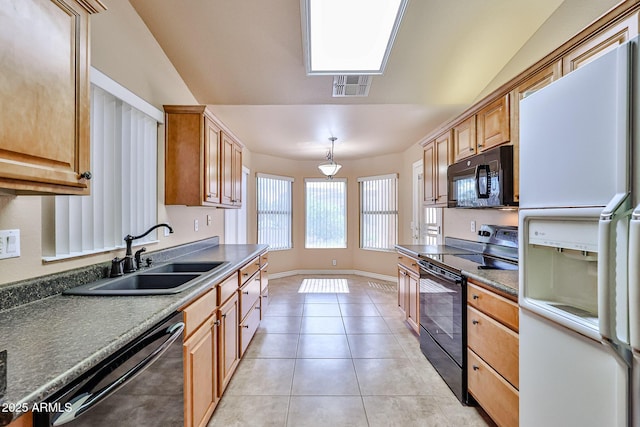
xmin=43 ymin=69 xmax=162 ymax=260
xmin=257 ymin=173 xmax=293 ymax=250
xmin=359 ymin=174 xmax=398 ymax=251
xmin=305 ymin=178 xmax=347 ymax=248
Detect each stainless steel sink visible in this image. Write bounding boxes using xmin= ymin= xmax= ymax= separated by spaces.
xmin=146 ymin=261 xmax=225 ymax=274
xmin=63 ymin=261 xmax=229 ymax=295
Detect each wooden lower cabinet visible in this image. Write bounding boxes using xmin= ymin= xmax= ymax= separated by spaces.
xmin=219 ymin=292 xmax=240 ymax=393
xmin=468 ymin=349 xmax=519 ymax=427
xmin=467 ymin=280 xmax=519 ymax=427
xmin=5 ymin=413 xmax=32 ymax=427
xmin=260 ymin=266 xmax=269 ymax=319
xmin=183 ymin=315 xmax=218 ymax=427
xmin=397 ymin=252 xmax=420 ymax=334
xmin=181 ymin=251 xmax=268 ymax=425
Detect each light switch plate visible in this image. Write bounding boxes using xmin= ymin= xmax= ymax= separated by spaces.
xmin=0 ymin=229 xmax=20 ymax=260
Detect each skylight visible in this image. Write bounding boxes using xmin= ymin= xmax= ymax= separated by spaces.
xmin=301 ymin=0 xmax=408 ymax=75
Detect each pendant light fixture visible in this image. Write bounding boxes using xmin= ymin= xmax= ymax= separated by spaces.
xmin=318 ymin=137 xmax=342 ymax=179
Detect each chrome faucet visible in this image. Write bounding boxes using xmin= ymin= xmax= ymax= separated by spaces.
xmin=123 ymin=223 xmax=173 ymax=273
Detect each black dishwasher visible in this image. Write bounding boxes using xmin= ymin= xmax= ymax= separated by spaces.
xmin=34 ymin=312 xmax=184 ymax=427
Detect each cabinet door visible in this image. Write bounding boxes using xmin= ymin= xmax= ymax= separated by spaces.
xmin=434 ymin=130 xmax=451 ymax=205
xmin=563 ymin=13 xmax=638 ymax=74
xmin=477 ymin=95 xmax=510 ymax=152
xmin=510 ymin=61 xmax=562 ymax=202
xmin=397 ymin=266 xmax=409 ymax=314
xmin=407 ymin=271 xmax=420 ymax=334
xmin=453 ymin=116 xmax=477 ymax=161
xmin=219 ymin=292 xmax=240 ymax=393
xmin=204 ymin=118 xmax=221 ymax=204
xmin=220 ymin=132 xmax=235 ymax=206
xmin=0 ymin=0 xmax=102 ymax=194
xmin=184 ymin=316 xmax=218 ymax=427
xmin=423 ymin=141 xmax=436 ymax=205
xmin=232 ymin=142 xmax=243 ymax=206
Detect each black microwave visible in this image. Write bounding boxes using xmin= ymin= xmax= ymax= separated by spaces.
xmin=447 ymin=145 xmax=517 ymax=208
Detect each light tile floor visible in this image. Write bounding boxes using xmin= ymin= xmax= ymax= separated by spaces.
xmin=207 ymin=275 xmax=495 ymax=427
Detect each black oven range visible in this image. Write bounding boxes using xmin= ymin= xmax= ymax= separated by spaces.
xmin=417 ymin=224 xmax=518 ymax=404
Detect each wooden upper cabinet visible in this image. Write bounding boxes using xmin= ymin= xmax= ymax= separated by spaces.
xmin=164 ymin=106 xmax=242 ymax=208
xmin=453 ymin=115 xmax=477 ymax=162
xmin=510 ymin=61 xmax=562 ymax=202
xmin=0 ymin=0 xmax=105 ymax=194
xmin=204 ymin=118 xmax=221 ymax=204
xmin=220 ymin=132 xmax=242 ymax=207
xmin=477 ymin=94 xmax=510 ymax=152
xmin=563 ymin=13 xmax=639 ymax=74
xmin=423 ymin=130 xmax=451 ymax=206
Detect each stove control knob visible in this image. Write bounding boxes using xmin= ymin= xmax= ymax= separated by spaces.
xmin=478 ymin=230 xmax=491 ymax=237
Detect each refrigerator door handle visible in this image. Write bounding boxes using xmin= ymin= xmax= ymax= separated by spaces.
xmin=598 ymin=192 xmax=631 ymax=342
xmin=629 ymin=204 xmax=640 ymax=350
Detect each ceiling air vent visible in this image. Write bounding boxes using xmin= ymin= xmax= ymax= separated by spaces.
xmin=332 ymin=75 xmax=372 ymax=97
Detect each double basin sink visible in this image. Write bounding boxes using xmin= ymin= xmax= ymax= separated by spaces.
xmin=64 ymin=261 xmax=229 ymax=296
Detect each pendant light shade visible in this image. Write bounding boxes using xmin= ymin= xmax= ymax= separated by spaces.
xmin=318 ymin=137 xmax=342 ymax=178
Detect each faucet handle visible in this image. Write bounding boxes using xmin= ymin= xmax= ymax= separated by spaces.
xmin=135 ymin=247 xmax=147 ymax=270
xmin=110 ymin=257 xmax=124 ymax=277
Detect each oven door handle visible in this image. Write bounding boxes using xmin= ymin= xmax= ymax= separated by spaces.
xmin=51 ymin=320 xmax=185 ymax=426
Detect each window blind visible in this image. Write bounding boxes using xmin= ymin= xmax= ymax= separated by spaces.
xmin=257 ymin=173 xmax=294 ymax=250
xmin=305 ymin=178 xmax=347 ymax=249
xmin=358 ymin=174 xmax=398 ymax=251
xmin=45 ymin=84 xmax=159 ymax=259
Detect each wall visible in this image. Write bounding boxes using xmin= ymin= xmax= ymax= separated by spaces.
xmin=0 ymin=0 xmax=224 ymax=286
xmin=475 ymin=0 xmax=621 ymax=101
xmin=249 ymin=152 xmax=409 ymax=278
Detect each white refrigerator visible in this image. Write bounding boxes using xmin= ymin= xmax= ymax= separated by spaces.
xmin=519 ymin=36 xmax=639 ymax=427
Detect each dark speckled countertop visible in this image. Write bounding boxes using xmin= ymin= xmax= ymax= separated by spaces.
xmin=395 ymin=244 xmax=518 ymax=298
xmin=0 ymin=239 xmax=267 ymax=425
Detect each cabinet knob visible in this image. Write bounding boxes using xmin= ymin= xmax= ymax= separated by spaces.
xmin=255 ymin=306 xmax=261 ymax=310
xmin=214 ymin=320 xmax=220 ymax=326
xmin=472 ymin=294 xmax=479 ymax=300
xmin=473 ymin=365 xmax=479 ymax=371
xmin=207 ymin=193 xmax=213 ymax=198
xmin=472 ymin=319 xmax=479 ymax=325
xmin=242 ymin=290 xmax=249 ymax=295
xmin=262 ymin=295 xmax=268 ymax=298
xmin=470 ymin=148 xmax=474 ymax=152
xmin=242 ymin=324 xmax=249 ymax=329
xmin=79 ymin=171 xmax=92 ymax=180
xmin=478 ymin=144 xmax=483 ymax=148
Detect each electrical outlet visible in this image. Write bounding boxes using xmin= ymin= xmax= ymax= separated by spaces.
xmin=332 ymin=259 xmax=337 ymax=266
xmin=194 ymin=219 xmax=199 ymax=232
xmin=164 ymin=227 xmax=171 ymax=237
xmin=0 ymin=229 xmax=20 ymax=260
xmin=207 ymin=215 xmax=212 ymax=226
xmin=470 ymin=221 xmax=476 ymax=233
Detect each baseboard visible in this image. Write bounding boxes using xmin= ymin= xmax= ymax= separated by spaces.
xmin=268 ymin=269 xmax=396 ymax=283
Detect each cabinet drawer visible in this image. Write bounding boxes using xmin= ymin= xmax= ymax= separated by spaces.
xmin=467 ymin=281 xmax=518 ymax=332
xmin=240 ymin=300 xmax=261 ymax=356
xmin=182 ymin=287 xmax=217 ymax=339
xmin=467 ymin=306 xmax=519 ymax=389
xmin=240 ymin=273 xmax=261 ymax=320
xmin=468 ymin=349 xmax=519 ymax=427
xmin=218 ymin=272 xmax=239 ymax=305
xmin=240 ymin=256 xmax=260 ymax=285
xmin=396 ymin=253 xmax=419 ymax=275
xmin=260 ymin=251 xmax=269 ymax=268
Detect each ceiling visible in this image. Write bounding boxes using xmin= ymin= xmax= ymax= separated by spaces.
xmin=129 ymin=0 xmax=572 ymax=161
